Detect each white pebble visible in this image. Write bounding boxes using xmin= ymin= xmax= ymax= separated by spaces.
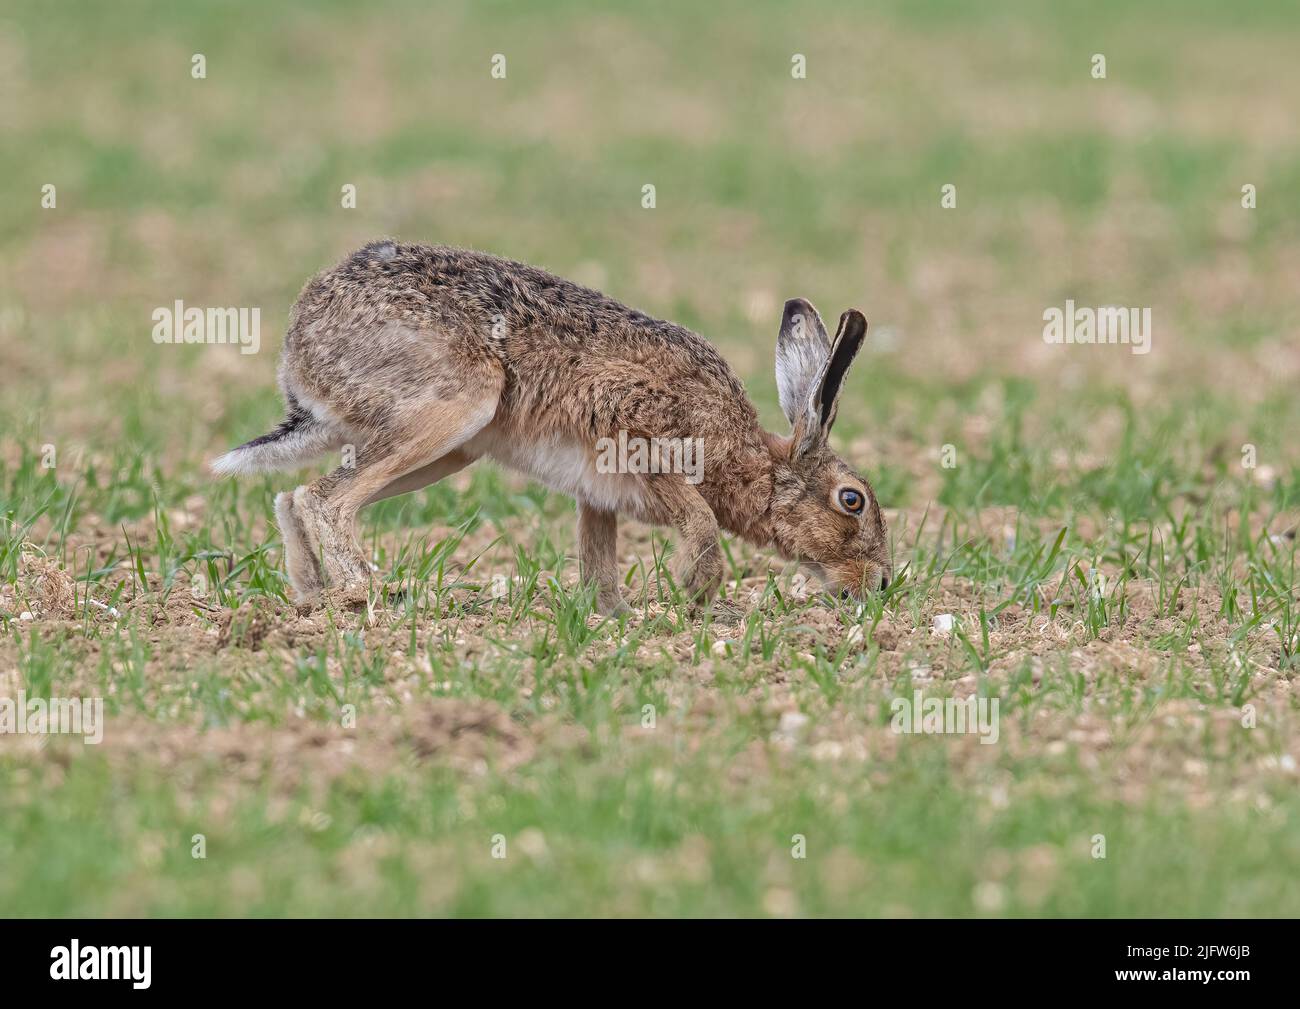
xmin=779 ymin=711 xmax=809 ymax=733
xmin=771 ymin=710 xmax=811 ymax=745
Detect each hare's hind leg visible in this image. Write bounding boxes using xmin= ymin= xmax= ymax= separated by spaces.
xmin=363 ymin=448 xmax=476 ymax=506
xmin=289 ymin=380 xmax=502 ymax=600
xmin=276 ymin=490 xmax=324 ymax=602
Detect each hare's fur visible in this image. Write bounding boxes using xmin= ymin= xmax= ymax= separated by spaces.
xmin=214 ymin=241 xmax=890 ymax=609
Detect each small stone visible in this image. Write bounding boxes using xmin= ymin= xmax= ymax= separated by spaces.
xmin=771 ymin=711 xmax=810 ymax=746
xmin=779 ymin=711 xmax=809 ymax=734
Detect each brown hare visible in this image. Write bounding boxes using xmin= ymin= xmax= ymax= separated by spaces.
xmin=212 ymin=241 xmax=891 ymax=611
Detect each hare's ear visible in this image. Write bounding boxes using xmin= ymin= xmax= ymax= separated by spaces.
xmin=809 ymin=309 xmax=867 ymax=440
xmin=776 ymin=297 xmax=830 ymax=432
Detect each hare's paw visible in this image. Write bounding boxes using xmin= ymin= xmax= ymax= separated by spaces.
xmin=322 ymin=547 xmax=373 ymax=590
xmin=275 ymin=491 xmax=324 ymax=603
xmin=596 ymin=589 xmax=634 ymax=618
xmin=291 ymin=487 xmax=373 ymax=591
xmin=674 ymin=552 xmax=723 ymax=608
xmin=321 ymin=582 xmax=372 ymax=612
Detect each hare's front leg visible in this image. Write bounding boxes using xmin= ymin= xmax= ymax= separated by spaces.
xmin=649 ymin=478 xmax=722 ymax=606
xmin=577 ymin=500 xmax=631 ymax=616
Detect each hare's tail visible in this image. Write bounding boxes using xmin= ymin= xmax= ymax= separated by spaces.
xmin=210 ymin=400 xmax=342 ymax=476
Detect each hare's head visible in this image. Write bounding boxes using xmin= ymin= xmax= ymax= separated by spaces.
xmin=766 ymin=298 xmax=891 ymax=598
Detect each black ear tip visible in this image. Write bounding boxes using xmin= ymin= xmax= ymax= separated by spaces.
xmin=840 ymin=308 xmax=868 ymax=329
xmin=783 ymin=297 xmax=812 ymax=321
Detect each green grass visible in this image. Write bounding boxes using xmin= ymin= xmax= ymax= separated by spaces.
xmin=1 ymin=0 xmax=1299 ymax=916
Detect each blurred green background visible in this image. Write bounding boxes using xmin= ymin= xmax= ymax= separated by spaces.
xmin=3 ymin=0 xmax=1298 ymax=492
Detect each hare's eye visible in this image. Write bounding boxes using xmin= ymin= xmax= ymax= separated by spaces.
xmin=838 ymin=488 xmax=864 ymax=515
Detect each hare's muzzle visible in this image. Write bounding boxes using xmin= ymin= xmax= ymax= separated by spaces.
xmin=839 ymin=574 xmax=888 ymax=599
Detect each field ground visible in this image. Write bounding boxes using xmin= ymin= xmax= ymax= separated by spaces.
xmin=2 ymin=0 xmax=1300 ymax=915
